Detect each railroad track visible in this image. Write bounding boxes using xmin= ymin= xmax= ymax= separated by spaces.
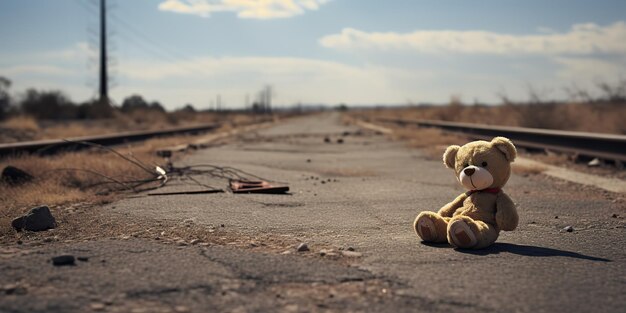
xmin=372 ymin=117 xmax=626 ymax=163
xmin=0 ymin=123 xmax=221 ymax=158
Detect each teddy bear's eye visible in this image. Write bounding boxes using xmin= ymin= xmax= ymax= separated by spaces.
xmin=482 ymin=161 xmax=488 ymax=167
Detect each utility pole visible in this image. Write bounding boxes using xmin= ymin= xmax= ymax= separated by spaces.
xmin=99 ymin=0 xmax=109 ymax=107
xmin=265 ymin=85 xmax=272 ymax=114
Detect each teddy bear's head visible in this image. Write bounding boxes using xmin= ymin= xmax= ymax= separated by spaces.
xmin=442 ymin=137 xmax=517 ymax=191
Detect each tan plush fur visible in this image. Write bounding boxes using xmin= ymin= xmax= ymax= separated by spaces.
xmin=414 ymin=137 xmax=519 ymax=249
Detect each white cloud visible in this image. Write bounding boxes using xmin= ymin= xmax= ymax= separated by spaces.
xmin=320 ymin=22 xmax=626 ymax=55
xmin=158 ymin=0 xmax=331 ymax=19
xmin=116 ymin=55 xmax=408 ymax=106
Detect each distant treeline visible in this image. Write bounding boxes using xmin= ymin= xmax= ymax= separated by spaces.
xmin=0 ymin=76 xmax=196 ymax=121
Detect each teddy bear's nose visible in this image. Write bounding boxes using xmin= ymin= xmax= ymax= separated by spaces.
xmin=463 ymin=168 xmax=476 ymax=176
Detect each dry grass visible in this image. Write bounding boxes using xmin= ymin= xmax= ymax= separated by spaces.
xmin=0 ymin=115 xmax=40 ymax=132
xmin=0 ymin=111 xmax=257 ymax=143
xmin=360 ymin=101 xmax=626 ymax=134
xmin=1 ymin=146 xmax=160 ymax=211
xmin=511 ymin=163 xmax=548 ymax=176
xmin=390 ymin=126 xmax=468 ymax=159
xmin=0 ymin=122 xmax=246 ymax=229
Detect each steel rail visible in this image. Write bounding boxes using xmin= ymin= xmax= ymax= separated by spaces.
xmin=373 ymin=117 xmax=626 ymax=162
xmin=0 ymin=123 xmax=221 ymax=158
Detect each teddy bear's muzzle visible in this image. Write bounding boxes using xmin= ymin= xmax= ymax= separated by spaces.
xmin=459 ymin=166 xmax=494 ymax=191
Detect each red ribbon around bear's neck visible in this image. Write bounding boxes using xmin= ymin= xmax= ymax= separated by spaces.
xmin=466 ymin=188 xmax=501 ymax=196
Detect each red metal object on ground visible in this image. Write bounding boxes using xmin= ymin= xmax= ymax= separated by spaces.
xmin=229 ymin=180 xmax=289 ymax=194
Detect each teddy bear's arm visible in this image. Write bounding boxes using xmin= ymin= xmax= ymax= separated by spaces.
xmin=496 ymin=193 xmax=518 ymax=231
xmin=437 ymin=193 xmax=468 ymax=217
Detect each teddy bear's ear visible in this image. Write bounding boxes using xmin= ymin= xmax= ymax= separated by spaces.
xmin=443 ymin=145 xmax=460 ymax=169
xmin=491 ymin=137 xmax=517 ymax=162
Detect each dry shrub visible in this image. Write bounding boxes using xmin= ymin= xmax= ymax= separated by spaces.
xmin=511 ymin=163 xmax=547 ymax=176
xmin=0 ymin=115 xmax=40 ymax=131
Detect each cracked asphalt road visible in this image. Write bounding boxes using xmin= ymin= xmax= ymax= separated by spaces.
xmin=1 ymin=113 xmax=625 ymax=312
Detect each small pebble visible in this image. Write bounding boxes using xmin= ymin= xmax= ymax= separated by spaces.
xmin=176 ymin=240 xmax=188 ymax=246
xmin=337 ymin=138 xmax=344 ymax=144
xmin=296 ymin=243 xmax=309 ymax=252
xmin=221 ymin=224 xmax=225 ymax=227
xmin=51 ymin=255 xmax=75 ymax=266
xmin=306 ymin=159 xmax=311 ymax=163
xmin=319 ymin=249 xmax=333 ymax=256
xmin=612 ymin=214 xmax=618 ymax=218
xmin=90 ymin=303 xmax=106 ymax=311
xmin=324 ymin=137 xmax=331 ymax=143
xmin=563 ymin=226 xmax=574 ymax=232
xmin=554 ymin=216 xmax=559 ymax=219
xmin=321 ymin=181 xmax=326 ymax=184
xmin=190 ymin=239 xmax=200 ymax=245
xmin=341 ymin=251 xmax=363 ymax=258
xmin=3 ymin=284 xmax=27 ymax=295
xmin=347 ymin=246 xmax=355 ymax=251
xmin=77 ymin=256 xmax=89 ymax=262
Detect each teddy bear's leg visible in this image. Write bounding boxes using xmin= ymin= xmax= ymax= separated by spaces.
xmin=447 ymin=216 xmax=498 ymax=249
xmin=414 ymin=211 xmax=449 ymax=243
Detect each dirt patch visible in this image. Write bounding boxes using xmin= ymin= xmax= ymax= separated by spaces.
xmin=1 ymin=198 xmax=360 ymax=266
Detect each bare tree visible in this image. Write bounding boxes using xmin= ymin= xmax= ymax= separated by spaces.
xmin=595 ymin=78 xmax=626 ymax=102
xmin=0 ymin=76 xmax=11 ymax=119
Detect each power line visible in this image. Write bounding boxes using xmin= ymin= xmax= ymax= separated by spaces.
xmin=109 ymin=12 xmax=207 ymax=74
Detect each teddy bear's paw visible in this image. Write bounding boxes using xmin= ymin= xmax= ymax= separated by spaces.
xmin=448 ymin=220 xmax=477 ymax=249
xmin=416 ymin=216 xmax=438 ymax=242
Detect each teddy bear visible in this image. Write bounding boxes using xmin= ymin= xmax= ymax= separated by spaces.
xmin=413 ymin=137 xmax=519 ymax=249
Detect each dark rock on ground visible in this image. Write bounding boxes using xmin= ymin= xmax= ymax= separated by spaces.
xmin=11 ymin=205 xmax=57 ymax=232
xmin=296 ymin=243 xmax=309 ymax=252
xmin=1 ymin=166 xmax=34 ymax=186
xmin=51 ymin=255 xmax=75 ymax=266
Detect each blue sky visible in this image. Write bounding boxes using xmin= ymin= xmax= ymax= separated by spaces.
xmin=1 ymin=0 xmax=625 ymax=110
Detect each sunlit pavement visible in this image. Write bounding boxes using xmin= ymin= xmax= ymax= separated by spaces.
xmin=1 ymin=113 xmax=624 ymax=313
